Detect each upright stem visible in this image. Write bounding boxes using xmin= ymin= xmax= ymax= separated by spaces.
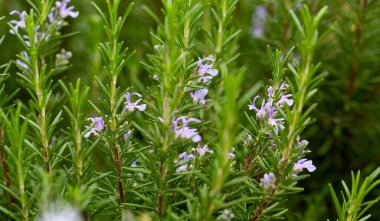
xmin=0 ymin=128 xmax=13 ymax=206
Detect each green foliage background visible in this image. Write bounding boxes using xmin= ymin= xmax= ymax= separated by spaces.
xmin=0 ymin=0 xmax=379 ymax=220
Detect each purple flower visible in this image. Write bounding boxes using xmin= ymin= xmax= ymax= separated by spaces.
xmin=190 ymin=88 xmax=210 ymax=104
xmin=84 ymin=117 xmax=105 ymax=138
xmin=248 ymin=95 xmax=272 ymax=120
xmin=178 ymin=152 xmax=194 ymax=161
xmin=56 ymin=0 xmax=79 ymax=18
xmin=175 ymin=164 xmax=188 ymax=173
xmin=49 ymin=0 xmax=79 ymax=25
xmin=131 ymin=160 xmax=137 ymax=167
xmin=228 ymin=147 xmax=235 ymax=159
xmin=10 ymin=10 xmax=27 ymax=34
xmin=260 ymin=172 xmax=276 ymax=189
xmin=197 ymin=57 xmax=218 ymax=84
xmin=277 ymin=94 xmax=294 ymax=107
xmin=267 ymin=86 xmax=273 ymax=97
xmin=16 ymin=51 xmax=30 ymax=70
xmin=251 ymin=6 xmax=268 ymax=38
xmin=268 ymin=108 xmax=285 ymax=133
xmin=196 ymin=144 xmax=213 ymax=156
xmin=280 ymin=82 xmax=289 ymax=90
xmin=172 ymin=116 xmax=201 ymax=143
xmin=123 ymin=130 xmax=132 ymax=140
xmin=124 ymin=92 xmax=146 ymax=112
xmin=293 ymin=159 xmax=316 ymax=172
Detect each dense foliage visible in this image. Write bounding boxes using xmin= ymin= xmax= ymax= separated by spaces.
xmin=0 ymin=0 xmax=379 ymax=220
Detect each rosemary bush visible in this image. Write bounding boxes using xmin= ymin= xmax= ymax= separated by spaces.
xmin=0 ymin=0 xmax=379 ymax=220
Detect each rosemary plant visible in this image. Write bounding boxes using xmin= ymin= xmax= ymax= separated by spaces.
xmin=0 ymin=0 xmax=379 ymax=220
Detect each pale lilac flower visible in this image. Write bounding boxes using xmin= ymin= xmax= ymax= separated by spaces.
xmin=10 ymin=10 xmax=27 ymax=34
xmin=248 ymin=95 xmax=272 ymax=120
xmin=123 ymin=130 xmax=132 ymax=140
xmin=293 ymin=158 xmax=316 ymax=172
xmin=267 ymin=86 xmax=273 ymax=97
xmin=280 ymin=82 xmax=289 ymax=90
xmin=176 ymin=164 xmax=188 ymax=173
xmin=16 ymin=51 xmax=30 ymax=70
xmin=260 ymin=172 xmax=276 ymax=189
xmin=153 ymin=75 xmax=159 ymax=80
xmin=49 ymin=0 xmax=79 ymax=24
xmin=228 ymin=147 xmax=235 ymax=159
xmin=57 ymin=0 xmax=79 ymax=18
xmin=267 ymin=108 xmax=285 ymax=132
xmin=296 ymin=136 xmax=309 ymax=148
xmin=197 ymin=57 xmax=218 ymax=84
xmin=190 ymin=88 xmax=210 ymax=104
xmin=178 ymin=152 xmax=194 ymax=161
xmin=131 ymin=161 xmax=137 ymax=167
xmin=277 ymin=94 xmax=294 ymax=106
xmin=251 ymin=6 xmax=268 ymax=38
xmin=124 ymin=92 xmax=146 ymax=112
xmin=220 ymin=209 xmax=235 ymax=221
xmin=196 ymin=144 xmax=213 ymax=156
xmin=84 ymin=117 xmax=105 ymax=138
xmin=172 ymin=116 xmax=201 ymax=143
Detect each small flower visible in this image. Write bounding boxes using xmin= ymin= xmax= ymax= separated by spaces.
xmin=176 ymin=164 xmax=188 ymax=173
xmin=49 ymin=0 xmax=79 ymax=24
xmin=131 ymin=161 xmax=137 ymax=167
xmin=219 ymin=209 xmax=235 ymax=221
xmin=190 ymin=88 xmax=210 ymax=104
xmin=260 ymin=172 xmax=276 ymax=189
xmin=172 ymin=116 xmax=202 ymax=143
xmin=280 ymin=82 xmax=289 ymax=90
xmin=9 ymin=10 xmax=27 ymax=34
xmin=178 ymin=152 xmax=194 ymax=161
xmin=293 ymin=158 xmax=316 ymax=172
xmin=251 ymin=6 xmax=268 ymax=38
xmin=57 ymin=0 xmax=79 ymax=18
xmin=267 ymin=108 xmax=285 ymax=132
xmin=277 ymin=94 xmax=294 ymax=107
xmin=56 ymin=48 xmax=72 ymax=66
xmin=38 ymin=202 xmax=82 ymax=221
xmin=84 ymin=117 xmax=105 ymax=138
xmin=267 ymin=86 xmax=273 ymax=97
xmin=123 ymin=130 xmax=132 ymax=140
xmin=16 ymin=51 xmax=30 ymax=70
xmin=197 ymin=57 xmax=219 ymax=84
xmin=196 ymin=144 xmax=213 ymax=156
xmin=124 ymin=92 xmax=146 ymax=112
xmin=228 ymin=147 xmax=235 ymax=159
xmin=248 ymin=95 xmax=272 ymax=120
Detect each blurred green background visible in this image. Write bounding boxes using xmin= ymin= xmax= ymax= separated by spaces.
xmin=1 ymin=0 xmax=379 ymax=220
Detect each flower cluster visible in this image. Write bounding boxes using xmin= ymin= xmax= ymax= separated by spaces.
xmin=84 ymin=92 xmax=146 ymax=139
xmin=189 ymin=57 xmax=218 ymax=104
xmin=48 ymin=0 xmax=79 ymax=27
xmin=249 ymin=82 xmax=293 ymax=134
xmin=172 ymin=116 xmax=201 ymax=143
xmin=260 ymin=172 xmax=276 ymax=190
xmin=9 ymin=0 xmax=78 ymax=45
xmin=175 ymin=144 xmax=213 ymax=173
